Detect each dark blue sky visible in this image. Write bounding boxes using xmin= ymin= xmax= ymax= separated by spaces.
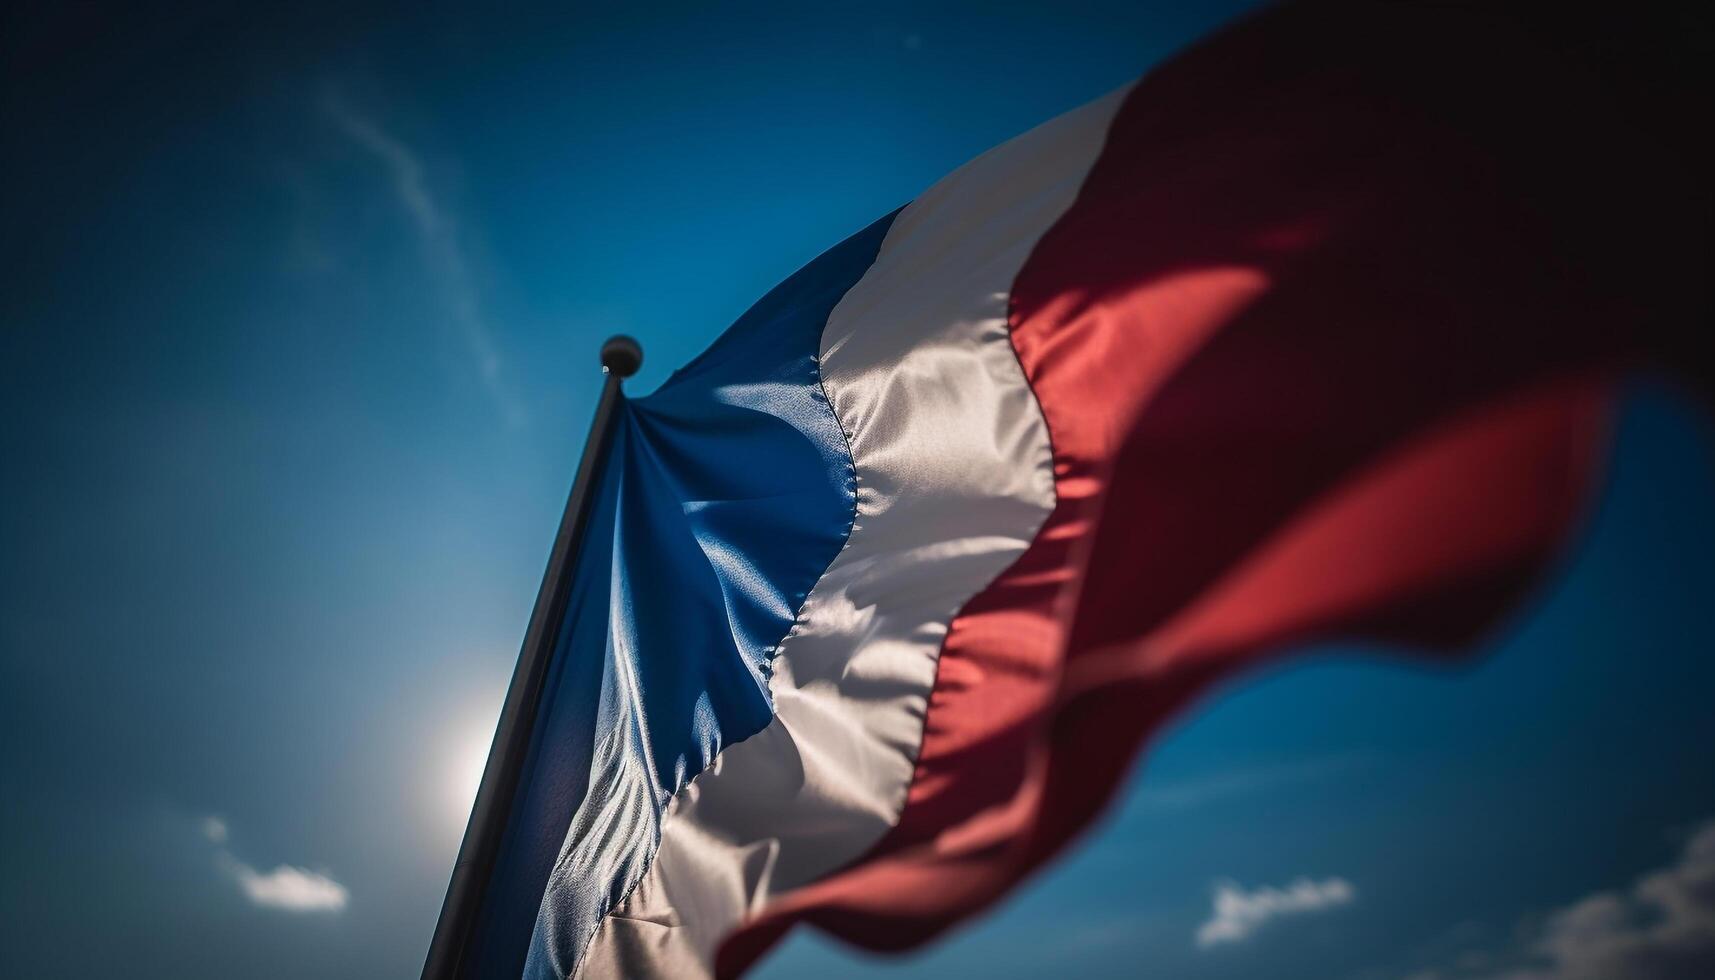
xmin=4 ymin=3 xmax=1712 ymax=978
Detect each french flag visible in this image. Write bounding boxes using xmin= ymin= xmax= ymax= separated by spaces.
xmin=431 ymin=3 xmax=1705 ymax=978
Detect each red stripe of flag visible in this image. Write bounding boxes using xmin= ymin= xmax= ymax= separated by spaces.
xmin=719 ymin=2 xmax=1707 ymax=972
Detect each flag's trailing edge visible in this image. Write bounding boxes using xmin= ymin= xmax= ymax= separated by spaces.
xmin=470 ymin=3 xmax=1706 ymax=978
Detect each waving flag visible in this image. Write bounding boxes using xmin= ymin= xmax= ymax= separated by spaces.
xmin=427 ymin=3 xmax=1706 ymax=978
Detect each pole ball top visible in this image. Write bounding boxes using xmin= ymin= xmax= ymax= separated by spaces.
xmin=601 ymin=335 xmax=643 ymax=378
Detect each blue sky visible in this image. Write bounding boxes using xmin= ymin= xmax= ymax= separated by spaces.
xmin=3 ymin=3 xmax=1712 ymax=978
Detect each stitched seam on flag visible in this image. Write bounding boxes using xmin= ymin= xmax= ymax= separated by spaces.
xmin=756 ymin=358 xmax=861 ymax=689
xmin=563 ymin=293 xmax=870 ymax=980
xmin=864 ymin=287 xmax=1062 ymax=840
xmin=830 ymin=87 xmax=1132 ymax=906
xmin=858 ymin=106 xmax=1120 ymax=865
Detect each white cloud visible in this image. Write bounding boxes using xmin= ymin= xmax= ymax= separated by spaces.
xmin=201 ymin=815 xmax=228 ymax=844
xmin=1197 ymin=876 xmax=1356 ymax=948
xmin=198 ymin=815 xmax=349 ymax=914
xmin=1415 ymin=820 xmax=1715 ymax=980
xmin=226 ymin=859 xmax=350 ymax=913
xmin=322 ymin=89 xmax=526 ymax=427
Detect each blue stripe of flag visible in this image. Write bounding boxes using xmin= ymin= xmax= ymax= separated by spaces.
xmin=466 ymin=211 xmax=898 ymax=979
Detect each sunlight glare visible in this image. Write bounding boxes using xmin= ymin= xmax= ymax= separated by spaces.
xmin=451 ymin=728 xmax=491 ymax=826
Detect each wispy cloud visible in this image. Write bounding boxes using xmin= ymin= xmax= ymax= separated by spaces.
xmin=201 ymin=814 xmax=229 ymax=844
xmin=1196 ymin=876 xmax=1356 ymax=948
xmin=1137 ymin=754 xmax=1369 ymax=813
xmin=322 ymin=89 xmax=526 ymax=427
xmin=200 ymin=814 xmax=349 ymax=914
xmin=1410 ymin=819 xmax=1715 ymax=980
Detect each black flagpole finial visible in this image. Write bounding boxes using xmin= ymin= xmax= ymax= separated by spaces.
xmin=601 ymin=335 xmax=643 ymax=378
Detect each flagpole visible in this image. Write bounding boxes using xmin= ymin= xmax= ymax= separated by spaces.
xmin=421 ymin=335 xmax=643 ymax=980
